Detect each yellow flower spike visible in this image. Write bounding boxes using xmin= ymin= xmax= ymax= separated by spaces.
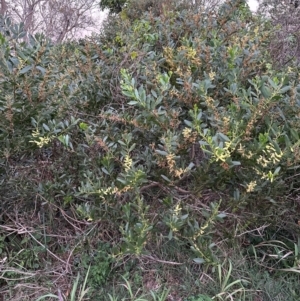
xmin=246 ymin=181 xmax=257 ymax=193
xmin=182 ymin=127 xmax=192 ymax=139
xmin=124 ymin=154 xmax=133 ymax=172
xmin=208 ymin=71 xmax=216 ymax=80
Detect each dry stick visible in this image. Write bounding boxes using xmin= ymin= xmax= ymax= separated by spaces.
xmin=236 ymin=224 xmax=270 ymax=238
xmin=0 ymin=224 xmax=35 ymax=234
xmin=57 ymin=288 xmax=64 ymax=301
xmin=59 ymin=208 xmax=88 ymax=231
xmin=36 ymin=193 xmax=87 ymax=230
xmin=140 ymin=181 xmax=210 ymax=209
xmin=22 ymin=225 xmax=71 ymax=273
xmin=36 ymin=194 xmax=107 ymax=274
xmin=0 ymin=267 xmax=36 ymax=281
xmin=64 ymin=223 xmax=98 ymax=274
xmin=139 ymin=181 xmax=162 ymax=192
xmin=141 ymin=255 xmax=183 ymax=265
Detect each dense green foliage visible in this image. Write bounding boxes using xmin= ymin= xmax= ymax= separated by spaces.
xmin=99 ymin=0 xmax=126 ymax=13
xmin=1 ymin=0 xmax=300 ymax=299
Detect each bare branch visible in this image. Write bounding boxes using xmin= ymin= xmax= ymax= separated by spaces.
xmin=0 ymin=0 xmax=7 ymax=15
xmin=258 ymin=0 xmax=300 ymax=67
xmin=4 ymin=0 xmax=103 ymax=43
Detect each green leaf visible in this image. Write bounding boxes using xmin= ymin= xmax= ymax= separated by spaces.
xmin=193 ymin=258 xmax=205 ymax=264
xmin=36 ymin=65 xmax=46 ymax=75
xmin=117 ymin=177 xmax=127 ymax=184
xmin=102 ymin=167 xmax=109 ymax=175
xmin=58 ymin=135 xmax=65 ymax=145
xmin=134 ymin=88 xmax=140 ymax=100
xmin=128 ymin=101 xmax=139 ymax=105
xmin=261 ymin=85 xmax=271 ymax=98
xmin=274 ymin=166 xmax=281 ymax=175
xmin=187 ymin=162 xmax=195 ymax=170
xmin=35 ymin=294 xmax=59 ymax=301
xmin=218 ymin=132 xmax=230 ymax=142
xmin=290 ymin=128 xmax=299 ymax=140
xmin=184 ymin=120 xmax=193 ymax=127
xmin=268 ymin=78 xmax=278 ymax=89
xmin=155 ymin=150 xmax=168 ymax=156
xmin=19 ymin=65 xmax=32 ymax=74
xmin=18 ymin=31 xmax=26 ymax=39
xmin=279 ymin=86 xmax=291 ymax=94
xmin=122 ymin=90 xmax=134 ymax=98
xmin=217 ymin=213 xmax=227 ymax=218
xmin=42 ymin=123 xmax=50 ymax=131
xmin=79 ymin=122 xmax=88 ymax=130
xmin=65 ymin=134 xmax=70 ymax=146
xmin=129 ymin=143 xmax=136 ymax=152
xmin=161 ymin=175 xmax=171 ymax=182
xmin=118 ymin=140 xmax=126 ymax=146
xmin=151 ymin=89 xmax=157 ymax=98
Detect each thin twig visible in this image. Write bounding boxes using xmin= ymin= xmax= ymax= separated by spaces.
xmin=24 ymin=226 xmax=71 ymax=272
xmin=141 ymin=255 xmax=183 ymax=265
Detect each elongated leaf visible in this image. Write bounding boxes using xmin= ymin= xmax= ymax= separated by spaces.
xmin=218 ymin=132 xmax=230 ymax=141
xmin=279 ymin=86 xmax=291 ymax=94
xmin=161 ymin=175 xmax=171 ymax=182
xmin=19 ymin=65 xmax=32 ymax=74
xmin=193 ymin=258 xmax=205 ymax=264
xmin=122 ymin=90 xmax=134 ymax=98
xmin=151 ymin=89 xmax=157 ymax=98
xmin=128 ymin=101 xmax=138 ymax=105
xmin=36 ymin=65 xmax=46 ymax=75
xmin=261 ymin=85 xmax=271 ymax=98
xmin=155 ymin=150 xmax=168 ymax=156
xmin=42 ymin=123 xmax=50 ymax=131
xmin=35 ymin=294 xmax=59 ymax=301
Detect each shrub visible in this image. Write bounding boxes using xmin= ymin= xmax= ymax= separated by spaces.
xmin=1 ymin=0 xmax=300 ymax=282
